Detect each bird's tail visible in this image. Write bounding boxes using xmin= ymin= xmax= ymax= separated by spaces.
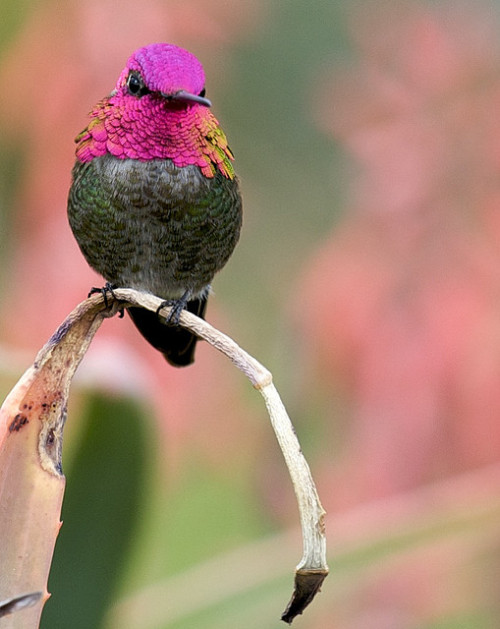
xmin=127 ymin=297 xmax=207 ymax=367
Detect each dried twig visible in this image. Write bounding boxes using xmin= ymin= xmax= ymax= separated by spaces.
xmin=0 ymin=289 xmax=327 ymax=625
xmin=113 ymin=288 xmax=329 ymax=623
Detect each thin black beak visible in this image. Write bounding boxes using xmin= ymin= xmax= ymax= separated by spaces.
xmin=162 ymin=90 xmax=212 ymax=107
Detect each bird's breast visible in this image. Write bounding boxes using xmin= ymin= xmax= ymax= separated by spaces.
xmin=68 ymin=155 xmax=242 ymax=300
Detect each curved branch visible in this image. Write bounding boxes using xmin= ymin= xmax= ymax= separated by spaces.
xmin=0 ymin=288 xmax=327 ymax=625
xmin=111 ymin=288 xmax=329 ymax=622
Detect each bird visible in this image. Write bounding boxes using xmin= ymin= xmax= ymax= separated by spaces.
xmin=67 ymin=43 xmax=242 ymax=367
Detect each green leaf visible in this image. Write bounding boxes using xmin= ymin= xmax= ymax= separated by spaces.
xmin=41 ymin=393 xmax=149 ymax=629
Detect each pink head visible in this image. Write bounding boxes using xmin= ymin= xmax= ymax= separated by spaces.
xmin=75 ymin=43 xmax=235 ymax=179
xmin=115 ymin=43 xmax=210 ymax=105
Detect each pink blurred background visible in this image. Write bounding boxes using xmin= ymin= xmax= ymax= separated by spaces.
xmin=1 ymin=0 xmax=500 ymax=627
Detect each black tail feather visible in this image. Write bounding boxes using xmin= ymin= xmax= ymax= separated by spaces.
xmin=127 ymin=297 xmax=207 ymax=367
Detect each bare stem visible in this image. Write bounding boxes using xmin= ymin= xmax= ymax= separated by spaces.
xmin=109 ymin=288 xmax=329 ymax=621
xmin=0 ymin=288 xmax=327 ymax=625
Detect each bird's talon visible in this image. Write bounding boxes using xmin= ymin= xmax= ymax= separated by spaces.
xmin=156 ymin=294 xmax=189 ymax=325
xmin=155 ymin=300 xmax=170 ymax=317
xmin=156 ymin=300 xmax=178 ymax=324
xmin=88 ymin=282 xmax=117 ymax=309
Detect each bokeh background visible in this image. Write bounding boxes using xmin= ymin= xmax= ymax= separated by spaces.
xmin=2 ymin=0 xmax=500 ymax=627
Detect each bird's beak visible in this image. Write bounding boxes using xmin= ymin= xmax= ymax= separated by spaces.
xmin=162 ymin=90 xmax=212 ymax=107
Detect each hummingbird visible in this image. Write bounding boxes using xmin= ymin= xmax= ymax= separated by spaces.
xmin=67 ymin=43 xmax=242 ymax=366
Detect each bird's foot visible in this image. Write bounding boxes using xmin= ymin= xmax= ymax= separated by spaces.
xmin=156 ymin=291 xmax=190 ymax=325
xmin=88 ymin=282 xmax=118 ymax=309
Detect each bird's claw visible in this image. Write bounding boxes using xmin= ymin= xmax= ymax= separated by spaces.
xmin=88 ymin=282 xmax=118 ymax=309
xmin=156 ymin=293 xmax=190 ymax=325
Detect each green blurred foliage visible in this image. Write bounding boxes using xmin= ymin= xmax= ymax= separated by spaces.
xmin=42 ymin=394 xmax=150 ymax=628
xmin=216 ymin=1 xmax=350 ymax=356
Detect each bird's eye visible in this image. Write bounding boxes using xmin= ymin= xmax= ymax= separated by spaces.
xmin=127 ymin=72 xmax=148 ymax=97
xmin=199 ymin=88 xmax=206 ymax=97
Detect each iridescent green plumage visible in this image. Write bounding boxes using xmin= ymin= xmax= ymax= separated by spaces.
xmin=67 ymin=44 xmax=242 ymax=366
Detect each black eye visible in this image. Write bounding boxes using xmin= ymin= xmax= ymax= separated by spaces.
xmin=127 ymin=72 xmax=149 ymax=97
xmin=199 ymin=88 xmax=206 ymax=97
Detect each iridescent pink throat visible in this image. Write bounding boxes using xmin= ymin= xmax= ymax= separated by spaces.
xmin=75 ymin=94 xmax=235 ymax=179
